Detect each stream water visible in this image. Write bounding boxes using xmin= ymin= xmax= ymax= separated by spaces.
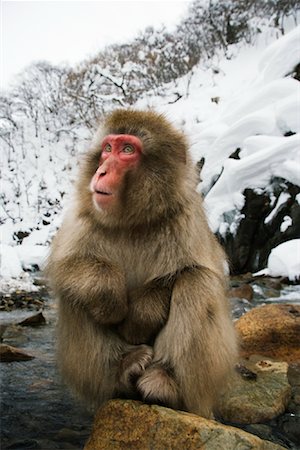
xmin=1 ymin=280 xmax=300 ymax=449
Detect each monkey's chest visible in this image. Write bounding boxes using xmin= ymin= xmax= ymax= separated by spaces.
xmin=120 ymin=248 xmax=155 ymax=290
xmin=110 ymin=238 xmax=176 ymax=291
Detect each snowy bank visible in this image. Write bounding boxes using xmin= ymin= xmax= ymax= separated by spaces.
xmin=255 ymin=239 xmax=300 ymax=282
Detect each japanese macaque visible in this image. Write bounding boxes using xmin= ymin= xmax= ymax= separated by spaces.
xmin=46 ymin=109 xmax=237 ymax=418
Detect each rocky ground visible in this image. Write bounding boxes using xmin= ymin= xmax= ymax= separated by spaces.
xmin=0 ymin=275 xmax=299 ymax=449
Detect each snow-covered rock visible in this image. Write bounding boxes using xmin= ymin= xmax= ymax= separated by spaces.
xmin=267 ymin=239 xmax=300 ymax=282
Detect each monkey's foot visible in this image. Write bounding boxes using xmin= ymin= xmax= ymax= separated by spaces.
xmin=118 ymin=345 xmax=153 ymax=394
xmin=137 ymin=366 xmax=180 ymax=409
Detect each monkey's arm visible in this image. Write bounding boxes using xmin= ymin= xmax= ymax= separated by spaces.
xmin=138 ymin=265 xmax=237 ymax=415
xmin=47 ymin=255 xmax=128 ymax=325
xmin=117 ymin=274 xmax=175 ymax=345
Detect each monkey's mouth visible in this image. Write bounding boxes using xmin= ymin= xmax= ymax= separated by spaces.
xmin=95 ymin=189 xmax=113 ymax=196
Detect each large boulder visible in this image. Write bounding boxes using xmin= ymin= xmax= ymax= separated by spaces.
xmin=217 ymin=356 xmax=291 ymax=424
xmin=84 ymin=400 xmax=285 ymax=450
xmin=235 ymin=304 xmax=300 ymax=363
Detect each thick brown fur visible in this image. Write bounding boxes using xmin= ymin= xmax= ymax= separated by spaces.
xmin=46 ymin=109 xmax=237 ymax=418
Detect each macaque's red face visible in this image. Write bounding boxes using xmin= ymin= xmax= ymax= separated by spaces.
xmin=90 ymin=134 xmax=143 ymax=210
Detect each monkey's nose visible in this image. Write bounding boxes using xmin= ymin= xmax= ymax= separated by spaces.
xmin=96 ymin=167 xmax=107 ymax=177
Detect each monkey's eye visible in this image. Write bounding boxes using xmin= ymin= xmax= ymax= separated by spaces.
xmin=122 ymin=144 xmax=135 ymax=154
xmin=103 ymin=143 xmax=112 ymax=152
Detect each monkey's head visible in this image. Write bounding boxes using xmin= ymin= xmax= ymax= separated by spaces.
xmin=79 ymin=109 xmax=193 ymax=229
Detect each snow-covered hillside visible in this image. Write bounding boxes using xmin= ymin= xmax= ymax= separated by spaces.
xmin=137 ymin=23 xmax=300 ymax=280
xmin=1 ymin=23 xmax=300 ymax=291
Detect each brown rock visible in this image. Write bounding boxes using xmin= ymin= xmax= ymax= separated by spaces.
xmin=259 ymin=276 xmax=283 ymax=291
xmin=18 ymin=311 xmax=46 ymax=326
xmin=217 ymin=356 xmax=291 ymax=424
xmin=229 ymin=283 xmax=254 ymax=301
xmin=84 ymin=399 xmax=285 ymax=450
xmin=0 ymin=344 xmax=34 ymax=362
xmin=235 ymin=304 xmax=300 ymax=363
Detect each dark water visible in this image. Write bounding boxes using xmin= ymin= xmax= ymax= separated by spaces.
xmin=1 ymin=281 xmax=300 ymax=449
xmin=0 ymin=302 xmax=93 ymax=449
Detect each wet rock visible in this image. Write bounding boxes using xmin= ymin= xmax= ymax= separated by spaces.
xmin=229 ymin=283 xmax=254 ymax=301
xmin=242 ymin=424 xmax=274 ymax=443
xmin=84 ymin=399 xmax=285 ymax=450
xmin=217 ymin=356 xmax=291 ymax=424
xmin=235 ymin=362 xmax=257 ymax=380
xmin=276 ymin=413 xmax=300 ymax=446
xmin=287 ymin=363 xmax=300 ymax=414
xmin=256 ymin=276 xmax=283 ymax=291
xmin=0 ymin=324 xmax=8 ymax=340
xmin=261 ymin=287 xmax=281 ymax=298
xmin=0 ymin=289 xmax=49 ymax=312
xmin=18 ymin=311 xmax=46 ymax=327
xmin=235 ymin=304 xmax=300 ymax=363
xmin=230 ymin=273 xmax=254 ymax=287
xmin=242 ymin=423 xmax=292 ymax=449
xmin=0 ymin=343 xmax=34 ymax=362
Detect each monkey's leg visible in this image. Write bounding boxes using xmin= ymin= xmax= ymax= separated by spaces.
xmin=137 ymin=363 xmax=181 ymax=409
xmin=138 ymin=266 xmax=237 ymax=417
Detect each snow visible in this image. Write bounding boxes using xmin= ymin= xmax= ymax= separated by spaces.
xmin=280 ymin=216 xmax=292 ymax=233
xmin=264 ymin=192 xmax=291 ymax=225
xmin=1 ymin=22 xmax=300 ymax=290
xmin=0 ymin=243 xmax=47 ymax=281
xmin=1 ymin=245 xmax=23 ymax=279
xmin=256 ymin=239 xmax=300 ymax=282
xmin=257 ymin=25 xmax=300 ymax=82
xmin=204 ymin=134 xmax=300 ymax=232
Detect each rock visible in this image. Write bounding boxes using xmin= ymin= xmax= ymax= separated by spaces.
xmin=230 ymin=273 xmax=254 ymax=285
xmin=217 ymin=356 xmax=291 ymax=424
xmin=18 ymin=311 xmax=46 ymax=326
xmin=84 ymin=399 xmax=285 ymax=450
xmin=235 ymin=304 xmax=300 ymax=363
xmin=287 ymin=363 xmax=300 ymax=414
xmin=229 ymin=283 xmax=254 ymax=301
xmin=0 ymin=324 xmax=8 ymax=340
xmin=0 ymin=290 xmax=47 ymax=311
xmin=256 ymin=276 xmax=283 ymax=291
xmin=276 ymin=413 xmax=300 ymax=446
xmin=242 ymin=423 xmax=292 ymax=449
xmin=218 ymin=179 xmax=300 ymax=274
xmin=0 ymin=344 xmax=34 ymax=362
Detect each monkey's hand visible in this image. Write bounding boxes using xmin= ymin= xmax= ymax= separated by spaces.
xmin=118 ymin=345 xmax=153 ymax=395
xmin=117 ymin=276 xmax=173 ymax=345
xmin=49 ymin=255 xmax=128 ymax=325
